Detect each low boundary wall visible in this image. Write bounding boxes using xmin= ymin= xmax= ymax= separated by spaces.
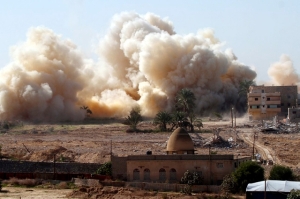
xmin=126 ymin=182 xmax=221 ymax=193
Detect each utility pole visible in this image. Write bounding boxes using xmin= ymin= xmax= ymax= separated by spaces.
xmin=53 ymin=154 xmax=56 ymax=180
xmin=209 ymin=144 xmax=211 ymax=185
xmin=234 ymin=108 xmax=236 ymax=128
xmin=232 ymin=108 xmax=234 ymax=128
xmin=110 ymin=140 xmax=112 ymax=156
xmin=234 ymin=108 xmax=237 ymax=142
xmin=252 ymin=132 xmax=258 ymax=159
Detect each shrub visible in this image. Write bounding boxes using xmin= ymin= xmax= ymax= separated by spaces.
xmin=97 ymin=162 xmax=112 ymax=176
xmin=56 ymin=182 xmax=68 ymax=189
xmin=288 ymin=189 xmax=300 ymax=199
xmin=269 ymin=165 xmax=295 ymax=181
xmin=233 ymin=161 xmax=264 ymax=192
xmin=3 ymin=178 xmax=40 ymax=187
xmin=18 ymin=179 xmax=39 ymax=187
xmin=180 ymin=170 xmax=203 ymax=195
xmin=221 ymin=174 xmax=238 ymax=194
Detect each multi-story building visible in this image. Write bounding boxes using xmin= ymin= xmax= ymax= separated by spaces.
xmin=288 ymin=107 xmax=300 ymax=122
xmin=248 ymin=85 xmax=298 ymax=120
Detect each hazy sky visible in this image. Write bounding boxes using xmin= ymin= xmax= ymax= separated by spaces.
xmin=1 ymin=0 xmax=299 ymax=82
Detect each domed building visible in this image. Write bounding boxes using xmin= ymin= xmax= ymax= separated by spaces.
xmin=166 ymin=127 xmax=195 ymax=154
xmin=112 ymin=127 xmax=251 ymax=186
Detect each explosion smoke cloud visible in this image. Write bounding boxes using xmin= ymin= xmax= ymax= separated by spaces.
xmin=0 ymin=12 xmax=257 ymax=122
xmin=268 ymin=54 xmax=300 ymax=87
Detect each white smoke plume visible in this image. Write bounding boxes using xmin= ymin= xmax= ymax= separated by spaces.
xmin=0 ymin=12 xmax=257 ymax=122
xmin=268 ymin=54 xmax=300 ymax=86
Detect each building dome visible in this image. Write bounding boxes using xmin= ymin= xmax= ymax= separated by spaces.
xmin=166 ymin=127 xmax=195 ymax=154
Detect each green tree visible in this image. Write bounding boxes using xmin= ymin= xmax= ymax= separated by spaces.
xmin=238 ymin=80 xmax=255 ymax=96
xmin=153 ymin=111 xmax=173 ymax=131
xmin=175 ymin=88 xmax=196 ymax=114
xmin=288 ymin=189 xmax=300 ymax=199
xmin=175 ymin=89 xmax=197 ymax=132
xmin=221 ymin=174 xmax=238 ymax=194
xmin=123 ymin=106 xmax=143 ymax=131
xmin=233 ymin=161 xmax=264 ymax=192
xmin=180 ymin=170 xmax=203 ymax=195
xmin=96 ymin=162 xmax=112 ymax=176
xmin=269 ymin=165 xmax=295 ymax=181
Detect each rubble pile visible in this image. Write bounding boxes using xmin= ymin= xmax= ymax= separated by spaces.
xmin=260 ymin=119 xmax=300 ymax=134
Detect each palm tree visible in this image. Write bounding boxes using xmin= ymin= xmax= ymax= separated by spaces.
xmin=238 ymin=80 xmax=255 ymax=96
xmin=153 ymin=111 xmax=173 ymax=131
xmin=175 ymin=89 xmax=196 ymax=114
xmin=238 ymin=80 xmax=255 ymax=111
xmin=80 ymin=106 xmax=93 ymax=117
xmin=123 ymin=106 xmax=143 ymax=131
xmin=175 ymin=89 xmax=196 ymax=131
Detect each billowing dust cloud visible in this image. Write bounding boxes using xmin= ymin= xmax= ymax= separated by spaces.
xmin=268 ymin=54 xmax=300 ymax=87
xmin=0 ymin=12 xmax=257 ymax=122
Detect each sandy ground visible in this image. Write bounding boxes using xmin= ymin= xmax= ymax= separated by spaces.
xmin=0 ymin=186 xmax=245 ymax=199
xmin=1 ymin=117 xmax=300 ymax=198
xmin=0 ymin=119 xmax=254 ymax=164
xmin=0 ymin=187 xmax=74 ymax=199
xmin=0 ymin=118 xmax=299 ymax=166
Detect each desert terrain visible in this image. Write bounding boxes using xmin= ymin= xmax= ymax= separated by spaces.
xmin=0 ymin=117 xmax=299 ymax=168
xmin=0 ymin=117 xmax=300 ymax=198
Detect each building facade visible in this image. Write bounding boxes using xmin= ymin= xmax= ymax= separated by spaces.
xmin=111 ymin=128 xmax=250 ymax=185
xmin=248 ymin=85 xmax=298 ymax=120
xmin=288 ymin=107 xmax=300 ymax=122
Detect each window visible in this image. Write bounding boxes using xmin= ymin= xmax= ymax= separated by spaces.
xmin=267 ymin=105 xmax=270 ymax=108
xmin=281 ymin=103 xmax=284 ymax=106
xmin=144 ymin=168 xmax=150 ymax=181
xmin=255 ymin=98 xmax=258 ymax=101
xmin=133 ymin=169 xmax=140 ymax=181
xmin=267 ymin=98 xmax=270 ymax=101
xmin=217 ymin=163 xmax=224 ymax=168
xmin=169 ymin=168 xmax=177 ymax=181
xmin=293 ymin=111 xmax=297 ymax=114
xmin=159 ymin=168 xmax=166 ymax=182
xmin=288 ymin=103 xmax=291 ymax=107
xmin=262 ymin=90 xmax=264 ymax=93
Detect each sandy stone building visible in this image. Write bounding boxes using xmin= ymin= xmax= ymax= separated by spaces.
xmin=112 ymin=128 xmax=249 ymax=185
xmin=248 ymin=85 xmax=298 ymax=120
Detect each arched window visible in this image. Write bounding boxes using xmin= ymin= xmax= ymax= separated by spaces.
xmin=133 ymin=168 xmax=140 ymax=181
xmin=144 ymin=168 xmax=150 ymax=181
xmin=159 ymin=168 xmax=166 ymax=182
xmin=169 ymin=168 xmax=177 ymax=181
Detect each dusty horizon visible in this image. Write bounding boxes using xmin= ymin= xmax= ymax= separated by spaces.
xmin=0 ymin=12 xmax=299 ymax=122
